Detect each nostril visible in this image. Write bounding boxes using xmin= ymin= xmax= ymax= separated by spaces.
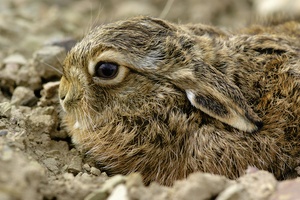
xmin=60 ymin=95 xmax=66 ymax=101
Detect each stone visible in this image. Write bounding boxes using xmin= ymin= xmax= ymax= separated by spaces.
xmin=107 ymin=184 xmax=129 ymax=200
xmin=270 ymin=178 xmax=300 ymax=200
xmin=0 ymin=130 xmax=8 ymax=136
xmin=11 ymin=86 xmax=38 ymax=106
xmin=38 ymin=81 xmax=60 ymax=107
xmin=90 ymin=167 xmax=101 ymax=176
xmin=42 ymin=158 xmax=59 ymax=173
xmin=238 ymin=170 xmax=277 ymax=200
xmin=83 ymin=163 xmax=91 ymax=172
xmin=171 ymin=173 xmax=233 ymax=200
xmin=0 ymin=102 xmax=12 ymax=118
xmin=32 ymin=46 xmax=66 ymax=80
xmin=68 ymin=156 xmax=82 ymax=175
xmin=3 ymin=54 xmax=27 ymax=66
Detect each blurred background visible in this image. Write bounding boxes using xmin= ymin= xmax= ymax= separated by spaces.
xmin=1 ymin=0 xmax=300 ymax=57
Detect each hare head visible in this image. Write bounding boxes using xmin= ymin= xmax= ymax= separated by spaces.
xmin=59 ymin=16 xmax=299 ymax=185
xmin=60 ymin=16 xmax=262 ymax=133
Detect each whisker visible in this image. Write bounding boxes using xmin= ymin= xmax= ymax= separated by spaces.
xmin=40 ymin=60 xmax=63 ymax=75
xmin=159 ymin=0 xmax=175 ymax=19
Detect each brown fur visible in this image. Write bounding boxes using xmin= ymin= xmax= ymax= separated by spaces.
xmin=59 ymin=16 xmax=300 ymax=186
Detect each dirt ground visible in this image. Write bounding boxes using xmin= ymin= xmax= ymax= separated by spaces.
xmin=0 ymin=0 xmax=300 ymax=199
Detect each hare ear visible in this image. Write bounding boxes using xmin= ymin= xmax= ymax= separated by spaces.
xmin=169 ymin=61 xmax=263 ymax=133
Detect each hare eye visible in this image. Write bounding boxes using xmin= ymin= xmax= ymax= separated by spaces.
xmin=95 ymin=62 xmax=119 ymax=79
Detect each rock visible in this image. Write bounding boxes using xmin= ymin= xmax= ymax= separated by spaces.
xmin=0 ymin=102 xmax=12 ymax=118
xmin=84 ymin=189 xmax=108 ymax=200
xmin=216 ymin=184 xmax=246 ymax=200
xmin=68 ymin=156 xmax=82 ymax=175
xmin=42 ymin=157 xmax=59 ymax=173
xmin=238 ymin=170 xmax=277 ymax=200
xmin=0 ymin=120 xmax=6 ymax=129
xmin=270 ymin=178 xmax=300 ymax=200
xmin=38 ymin=81 xmax=60 ymax=107
xmin=128 ymin=181 xmax=170 ymax=200
xmin=83 ymin=163 xmax=91 ymax=172
xmin=171 ymin=173 xmax=233 ymax=200
xmin=0 ymin=144 xmax=45 ymax=200
xmin=90 ymin=167 xmax=101 ymax=176
xmin=11 ymin=86 xmax=38 ymax=106
xmin=85 ymin=175 xmax=127 ymax=200
xmin=9 ymin=105 xmax=30 ymax=128
xmin=3 ymin=53 xmax=27 ymax=66
xmin=63 ymin=172 xmax=75 ymax=181
xmin=102 ymin=175 xmax=127 ymax=193
xmin=0 ymin=54 xmax=41 ymax=94
xmin=126 ymin=173 xmax=144 ymax=188
xmin=32 ymin=46 xmax=66 ymax=80
xmin=27 ymin=106 xmax=59 ymax=134
xmin=0 ymin=130 xmax=8 ymax=136
xmin=107 ymin=184 xmax=129 ymax=200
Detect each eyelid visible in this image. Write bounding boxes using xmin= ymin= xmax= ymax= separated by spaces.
xmin=88 ymin=50 xmax=128 ymax=76
xmin=92 ymin=65 xmax=129 ymax=86
xmin=88 ymin=50 xmax=130 ymax=86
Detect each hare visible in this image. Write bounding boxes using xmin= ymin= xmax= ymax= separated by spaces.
xmin=59 ymin=16 xmax=300 ymax=186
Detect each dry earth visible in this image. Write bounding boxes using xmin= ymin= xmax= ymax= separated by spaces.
xmin=0 ymin=0 xmax=300 ymax=200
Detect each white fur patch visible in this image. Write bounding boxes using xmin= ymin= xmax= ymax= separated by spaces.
xmin=185 ymin=90 xmax=196 ymax=107
xmin=73 ymin=121 xmax=81 ymax=129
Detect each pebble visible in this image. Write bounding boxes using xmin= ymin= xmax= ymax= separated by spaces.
xmin=216 ymin=184 xmax=245 ymax=200
xmin=90 ymin=167 xmax=101 ymax=176
xmin=102 ymin=175 xmax=127 ymax=193
xmin=80 ymin=172 xmax=92 ymax=180
xmin=42 ymin=158 xmax=59 ymax=173
xmin=84 ymin=175 xmax=127 ymax=200
xmin=270 ymin=178 xmax=300 ymax=200
xmin=238 ymin=170 xmax=277 ymax=200
xmin=3 ymin=54 xmax=27 ymax=66
xmin=84 ymin=189 xmax=108 ymax=200
xmin=32 ymin=45 xmax=66 ymax=80
xmin=126 ymin=173 xmax=144 ymax=188
xmin=101 ymin=172 xmax=108 ymax=176
xmin=172 ymin=173 xmax=233 ymax=200
xmin=0 ymin=102 xmax=12 ymax=118
xmin=1 ymin=145 xmax=14 ymax=161
xmin=83 ymin=163 xmax=91 ymax=172
xmin=0 ymin=130 xmax=8 ymax=136
xmin=68 ymin=156 xmax=82 ymax=175
xmin=28 ymin=114 xmax=56 ymax=133
xmin=63 ymin=172 xmax=75 ymax=181
xmin=40 ymin=81 xmax=60 ymax=100
xmin=0 ymin=55 xmax=41 ymax=93
xmin=11 ymin=86 xmax=38 ymax=106
xmin=0 ymin=121 xmax=6 ymax=129
xmin=107 ymin=184 xmax=129 ymax=200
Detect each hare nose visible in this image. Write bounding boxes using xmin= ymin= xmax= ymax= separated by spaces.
xmin=60 ymin=94 xmax=66 ymax=101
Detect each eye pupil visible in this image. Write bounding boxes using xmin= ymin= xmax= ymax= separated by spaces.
xmin=95 ymin=62 xmax=119 ymax=79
